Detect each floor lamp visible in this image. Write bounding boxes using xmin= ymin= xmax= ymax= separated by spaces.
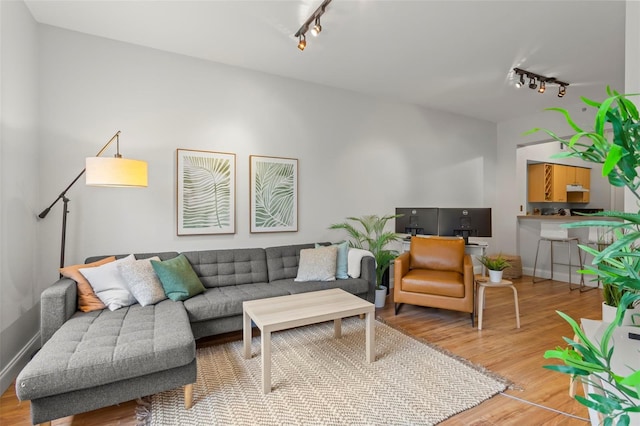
xmin=38 ymin=131 xmax=148 ymax=270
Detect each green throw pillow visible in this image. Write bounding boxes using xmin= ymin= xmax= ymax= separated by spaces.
xmin=151 ymin=254 xmax=205 ymax=301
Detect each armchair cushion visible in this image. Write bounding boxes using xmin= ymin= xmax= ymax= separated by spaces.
xmin=410 ymin=237 xmax=464 ymax=274
xmin=401 ymin=269 xmax=465 ymax=298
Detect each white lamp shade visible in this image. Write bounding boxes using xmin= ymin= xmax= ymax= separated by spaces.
xmin=85 ymin=157 xmax=148 ymax=187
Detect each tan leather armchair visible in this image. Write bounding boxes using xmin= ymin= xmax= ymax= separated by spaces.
xmin=394 ymin=236 xmax=474 ymax=325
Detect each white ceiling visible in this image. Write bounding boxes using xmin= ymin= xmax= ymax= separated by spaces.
xmin=24 ymin=0 xmax=627 ymax=123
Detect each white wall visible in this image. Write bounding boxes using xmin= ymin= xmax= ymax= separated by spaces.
xmin=36 ymin=26 xmax=497 ymax=292
xmin=0 ymin=0 xmax=41 ymax=393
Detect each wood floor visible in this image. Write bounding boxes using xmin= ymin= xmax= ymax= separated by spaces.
xmin=1 ymin=276 xmax=601 ymax=425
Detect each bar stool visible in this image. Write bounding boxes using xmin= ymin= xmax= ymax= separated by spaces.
xmin=532 ymin=222 xmax=584 ymax=287
xmin=576 ymin=226 xmax=614 ymax=292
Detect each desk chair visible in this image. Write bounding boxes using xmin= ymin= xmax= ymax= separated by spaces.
xmin=532 ymin=222 xmax=585 ymax=288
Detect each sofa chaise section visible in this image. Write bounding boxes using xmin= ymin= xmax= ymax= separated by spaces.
xmin=16 ymin=286 xmax=196 ymax=425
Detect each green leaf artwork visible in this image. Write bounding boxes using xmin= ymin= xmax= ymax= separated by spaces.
xmin=251 ymin=156 xmax=298 ymax=232
xmin=177 ymin=150 xmax=235 ymax=235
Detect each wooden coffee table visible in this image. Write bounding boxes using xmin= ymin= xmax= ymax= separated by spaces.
xmin=475 ymin=275 xmax=521 ymax=330
xmin=243 ymin=288 xmax=375 ymax=394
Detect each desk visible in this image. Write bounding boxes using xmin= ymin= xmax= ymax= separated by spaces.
xmin=579 ymin=319 xmax=640 ymax=425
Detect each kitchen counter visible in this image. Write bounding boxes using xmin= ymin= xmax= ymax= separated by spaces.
xmin=518 ymin=215 xmax=620 ymax=222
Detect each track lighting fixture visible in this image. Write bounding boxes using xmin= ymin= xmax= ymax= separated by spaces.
xmin=294 ymin=0 xmax=332 ymax=51
xmin=513 ymin=68 xmax=569 ymax=98
xmin=298 ymin=34 xmax=306 ymax=51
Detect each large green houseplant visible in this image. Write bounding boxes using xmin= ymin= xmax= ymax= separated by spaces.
xmin=527 ymin=88 xmax=640 ymax=425
xmin=329 ymin=214 xmax=402 ymax=289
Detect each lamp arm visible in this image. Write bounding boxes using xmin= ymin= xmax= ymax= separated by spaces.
xmin=37 ymin=131 xmax=121 ymax=219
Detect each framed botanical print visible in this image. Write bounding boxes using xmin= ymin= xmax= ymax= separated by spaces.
xmin=177 ymin=149 xmax=236 ymax=235
xmin=250 ymin=155 xmax=298 ymax=233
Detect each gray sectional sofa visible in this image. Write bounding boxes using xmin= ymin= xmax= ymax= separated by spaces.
xmin=16 ymin=242 xmax=376 ymax=425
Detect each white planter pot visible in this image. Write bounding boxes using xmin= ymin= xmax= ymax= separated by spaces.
xmin=488 ymin=270 xmax=503 ymax=283
xmin=602 ymin=302 xmax=640 ymax=326
xmin=375 ymin=286 xmax=387 ymax=308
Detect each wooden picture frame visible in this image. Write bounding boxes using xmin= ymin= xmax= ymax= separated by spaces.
xmin=250 ymin=155 xmax=298 ymax=233
xmin=177 ymin=149 xmax=236 ymax=235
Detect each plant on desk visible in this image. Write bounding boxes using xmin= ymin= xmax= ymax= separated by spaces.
xmin=527 ymin=88 xmax=640 ymax=425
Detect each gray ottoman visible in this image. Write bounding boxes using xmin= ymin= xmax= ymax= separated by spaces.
xmin=16 ymin=299 xmax=196 ymax=425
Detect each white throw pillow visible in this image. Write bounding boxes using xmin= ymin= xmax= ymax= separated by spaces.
xmin=295 ymin=246 xmax=338 ymax=282
xmin=118 ymin=256 xmax=167 ymax=306
xmin=79 ymin=254 xmax=137 ymax=311
xmin=347 ymin=248 xmax=375 ymax=278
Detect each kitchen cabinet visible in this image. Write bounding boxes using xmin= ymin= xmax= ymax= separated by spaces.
xmin=528 ymin=163 xmax=567 ymax=202
xmin=566 ymin=166 xmax=591 ymax=203
xmin=528 ymin=163 xmax=591 ymax=203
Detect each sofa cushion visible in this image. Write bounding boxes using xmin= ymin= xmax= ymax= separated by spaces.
xmin=60 ymin=256 xmax=114 ymax=313
xmin=182 ymin=248 xmax=268 ymax=288
xmin=78 ymin=255 xmax=138 ymax=311
xmin=295 ymin=246 xmax=338 ymax=282
xmin=265 ymin=243 xmax=317 ymax=282
xmin=118 ymin=256 xmax=167 ymax=306
xmin=151 ymin=254 xmax=206 ymax=301
xmin=15 ymin=300 xmax=194 ymax=401
xmin=272 ymin=277 xmax=371 ymax=297
xmin=183 ymin=283 xmax=290 ymax=322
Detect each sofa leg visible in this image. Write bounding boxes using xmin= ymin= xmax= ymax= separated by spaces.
xmin=470 ymin=312 xmax=475 ymax=328
xmin=184 ymin=383 xmax=194 ymax=409
xmin=394 ymin=303 xmax=403 ymax=315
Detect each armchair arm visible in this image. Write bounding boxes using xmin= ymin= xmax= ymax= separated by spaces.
xmin=41 ymin=278 xmax=77 ymax=346
xmin=394 ymin=252 xmax=410 ymax=285
xmin=360 ymin=256 xmax=376 ymax=302
xmin=463 ymin=254 xmax=474 ymax=296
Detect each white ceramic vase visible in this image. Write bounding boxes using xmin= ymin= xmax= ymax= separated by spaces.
xmin=602 ymin=302 xmax=640 ymax=326
xmin=488 ymin=269 xmax=503 ymax=283
xmin=374 ymin=286 xmax=387 ymax=308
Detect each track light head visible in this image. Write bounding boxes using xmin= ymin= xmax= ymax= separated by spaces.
xmin=558 ymin=85 xmax=566 ymax=98
xmin=528 ymin=77 xmax=537 ymax=90
xmin=310 ymin=18 xmax=322 ymax=36
xmin=538 ymin=81 xmax=546 ymax=94
xmin=515 ymin=73 xmax=525 ymax=88
xmin=297 ymin=34 xmax=306 ymax=51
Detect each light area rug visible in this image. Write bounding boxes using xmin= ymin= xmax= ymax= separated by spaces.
xmin=146 ymin=318 xmax=508 ymax=425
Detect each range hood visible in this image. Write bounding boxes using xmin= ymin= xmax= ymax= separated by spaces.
xmin=566 ymin=184 xmax=590 ymax=192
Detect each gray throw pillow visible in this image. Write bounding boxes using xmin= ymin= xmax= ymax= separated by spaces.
xmin=118 ymin=256 xmax=167 ymax=306
xmin=295 ymin=245 xmax=338 ymax=282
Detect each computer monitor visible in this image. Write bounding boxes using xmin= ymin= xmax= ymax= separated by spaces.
xmin=437 ymin=208 xmax=492 ymax=244
xmin=395 ymin=208 xmax=439 ymax=236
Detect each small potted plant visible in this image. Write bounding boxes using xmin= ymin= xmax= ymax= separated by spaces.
xmin=478 ymin=254 xmax=511 ymax=283
xmin=330 ymin=214 xmax=402 ymax=308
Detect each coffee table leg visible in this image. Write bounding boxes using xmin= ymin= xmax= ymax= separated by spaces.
xmin=243 ymin=310 xmax=252 ymax=359
xmin=365 ymin=310 xmax=374 ymax=363
xmin=334 ymin=318 xmax=342 ymax=338
xmin=262 ymin=330 xmax=271 ymax=394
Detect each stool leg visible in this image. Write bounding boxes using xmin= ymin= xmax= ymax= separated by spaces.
xmin=511 ymin=285 xmax=521 ymax=329
xmin=478 ymin=286 xmax=484 ymax=330
xmin=532 ymin=239 xmax=548 ymax=283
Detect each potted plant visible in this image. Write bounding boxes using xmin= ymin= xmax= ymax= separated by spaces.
xmin=527 ymin=88 xmax=640 ymax=424
xmin=478 ymin=254 xmax=511 ymax=283
xmin=330 ymin=214 xmax=402 ymax=308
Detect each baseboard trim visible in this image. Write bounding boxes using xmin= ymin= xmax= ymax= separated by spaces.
xmin=0 ymin=332 xmax=40 ymax=394
xmin=522 ymin=267 xmax=599 ymax=287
